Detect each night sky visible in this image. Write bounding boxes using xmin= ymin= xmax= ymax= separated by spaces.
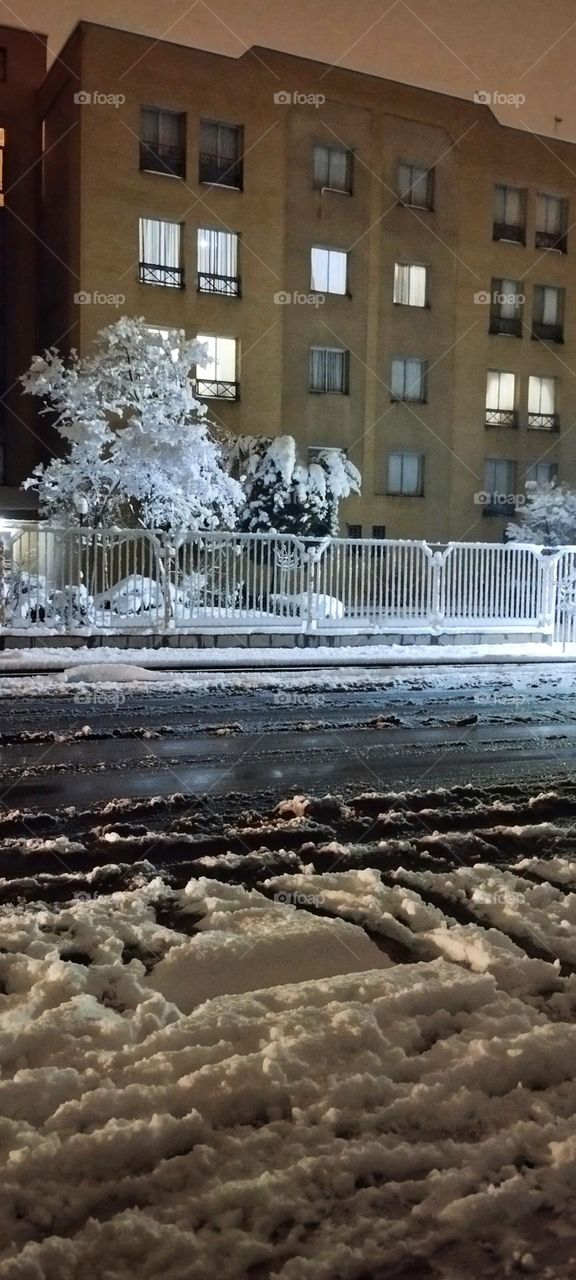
xmin=6 ymin=0 xmax=576 ymax=139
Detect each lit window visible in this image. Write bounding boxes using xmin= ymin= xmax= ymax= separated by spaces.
xmin=393 ymin=263 xmax=427 ymax=307
xmin=485 ymin=370 xmax=516 ymax=425
xmin=489 ymin=278 xmax=523 ymax=336
xmin=195 ymin=334 xmax=238 ymax=399
xmin=138 ymin=218 xmax=183 ymax=287
xmin=197 ymin=229 xmax=240 ymax=295
xmin=310 ymin=247 xmax=348 ymax=294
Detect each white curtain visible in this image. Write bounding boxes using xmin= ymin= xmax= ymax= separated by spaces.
xmin=394 ymin=263 xmax=426 ymax=306
xmin=197 ymin=229 xmax=238 ymax=278
xmin=539 ymin=286 xmax=559 ymax=324
xmin=388 ymin=452 xmax=421 ymax=495
xmin=495 ymin=184 xmax=523 ymax=226
xmin=398 ymin=163 xmax=430 ymax=207
xmin=485 ymin=459 xmax=515 ymax=494
xmin=498 ymin=279 xmax=519 ymax=319
xmin=311 ymin=247 xmax=347 ymax=294
xmin=310 ymin=347 xmax=346 ymax=392
xmin=392 ymin=358 xmax=424 ymax=400
xmin=314 ymin=146 xmax=349 ymax=190
xmin=486 ymin=370 xmax=515 ymax=410
xmin=528 ymin=375 xmax=555 ymax=414
xmin=537 ymin=193 xmax=565 ymax=234
xmin=139 ymin=218 xmax=181 ymax=268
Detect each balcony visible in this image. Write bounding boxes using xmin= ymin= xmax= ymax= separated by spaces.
xmin=532 ymin=320 xmax=564 ymax=343
xmin=535 ymin=229 xmax=567 ymax=253
xmin=489 ymin=315 xmax=522 ymax=337
xmin=196 ymin=379 xmax=239 ymax=400
xmin=197 ymin=272 xmax=241 ymax=297
xmin=528 ymin=411 xmax=560 ymax=431
xmin=493 ymin=221 xmax=525 ymax=244
xmin=138 ymin=262 xmax=184 ymax=289
xmin=199 ymin=153 xmax=243 ymax=189
xmin=140 ymin=141 xmax=186 ymax=179
xmin=485 ymin=407 xmax=518 ymax=427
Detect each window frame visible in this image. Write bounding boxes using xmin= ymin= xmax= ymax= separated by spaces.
xmin=138 ymin=217 xmax=184 ymax=288
xmin=393 ymin=262 xmax=429 ymax=308
xmin=532 ymin=284 xmax=565 ymax=343
xmin=309 ymin=346 xmax=350 ymax=394
xmin=485 ymin=369 xmax=518 ymax=426
xmin=197 ymin=227 xmax=241 ymax=296
xmin=310 ymin=245 xmax=349 ymax=295
xmin=194 ymin=333 xmax=239 ymax=400
xmin=482 ymin=457 xmax=517 ymax=515
xmin=139 ymin=106 xmax=186 ymax=179
xmin=493 ymin=183 xmax=527 ymax=244
xmin=199 ymin=118 xmax=243 ymax=190
xmin=397 ymin=160 xmax=434 ymax=211
xmin=313 ymin=143 xmax=353 ymax=194
xmin=387 ymin=451 xmax=425 ymax=497
xmin=535 ymin=192 xmax=568 ymax=252
xmin=390 ymin=356 xmax=428 ymax=403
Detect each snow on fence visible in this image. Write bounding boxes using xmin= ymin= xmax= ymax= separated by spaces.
xmin=0 ymin=523 xmax=566 ymax=638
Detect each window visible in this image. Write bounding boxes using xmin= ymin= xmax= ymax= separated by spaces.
xmin=528 ymin=375 xmax=558 ymax=430
xmin=482 ymin=458 xmax=517 ymax=515
xmin=313 ymin=144 xmax=352 ymax=193
xmin=397 ymin=161 xmax=434 ymax=210
xmin=0 ymin=51 xmax=6 ymax=82
xmin=309 ymin=347 xmax=349 ymax=393
xmin=195 ymin=334 xmax=238 ymax=399
xmin=489 ymin=278 xmax=523 ymax=337
xmin=138 ymin=218 xmax=183 ymax=287
xmin=347 ymin=524 xmax=362 ymax=538
xmin=485 ymin=370 xmax=517 ymax=426
xmin=536 ymin=193 xmax=568 ymax=252
xmin=391 ymin=357 xmax=427 ymax=402
xmin=533 ymin=285 xmax=564 ymax=342
xmin=526 ymin=462 xmax=558 ymax=486
xmin=140 ymin=107 xmax=186 ymax=178
xmin=393 ymin=263 xmax=428 ymax=307
xmin=199 ymin=120 xmax=243 ymax=188
xmin=310 ymin=247 xmax=348 ymax=294
xmin=372 ymin=524 xmax=387 ymax=539
xmin=387 ymin=452 xmax=424 ymax=496
xmin=493 ymin=184 xmax=526 ymax=243
xmin=197 ymin=229 xmax=240 ymax=295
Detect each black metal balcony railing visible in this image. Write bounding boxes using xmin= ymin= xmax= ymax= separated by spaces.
xmin=489 ymin=315 xmax=522 ymax=337
xmin=197 ymin=272 xmax=241 ymax=297
xmin=532 ymin=320 xmax=564 ymax=343
xmin=199 ymin=152 xmax=243 ymax=189
xmin=482 ymin=501 xmax=516 ymax=517
xmin=528 ymin=411 xmax=560 ymax=431
xmin=195 ymin=379 xmax=239 ymax=400
xmin=140 ymin=141 xmax=186 ymax=179
xmin=493 ymin=221 xmax=525 ymax=244
xmin=535 ymin=229 xmax=568 ymax=253
xmin=485 ymin=407 xmax=518 ymax=427
xmin=139 ymin=262 xmax=184 ymax=289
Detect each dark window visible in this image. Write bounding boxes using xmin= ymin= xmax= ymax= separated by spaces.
xmin=532 ymin=285 xmax=565 ymax=343
xmin=313 ymin=144 xmax=353 ymax=193
xmin=397 ymin=161 xmax=434 ymax=210
xmin=536 ymin=193 xmax=568 ymax=253
xmin=347 ymin=524 xmax=362 ymax=538
xmin=372 ymin=525 xmax=387 ymax=539
xmin=493 ymin=184 xmax=526 ymax=243
xmin=140 ymin=107 xmax=186 ymax=179
xmin=489 ymin=278 xmax=523 ymax=337
xmin=199 ymin=120 xmax=243 ymax=189
xmin=309 ymin=347 xmax=349 ymax=393
xmin=0 ymin=51 xmax=6 ymax=82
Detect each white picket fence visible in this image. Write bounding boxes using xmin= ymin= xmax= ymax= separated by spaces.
xmin=0 ymin=523 xmax=572 ymax=640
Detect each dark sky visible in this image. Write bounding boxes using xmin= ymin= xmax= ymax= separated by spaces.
xmin=6 ymin=0 xmax=576 ymax=138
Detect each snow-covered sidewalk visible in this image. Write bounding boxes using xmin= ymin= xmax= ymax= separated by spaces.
xmin=2 ymin=864 xmax=576 ymax=1278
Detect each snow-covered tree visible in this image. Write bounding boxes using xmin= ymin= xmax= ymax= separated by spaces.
xmin=230 ymin=435 xmax=361 ymax=536
xmin=21 ymin=318 xmax=243 ymax=531
xmin=506 ymin=481 xmax=576 ymax=546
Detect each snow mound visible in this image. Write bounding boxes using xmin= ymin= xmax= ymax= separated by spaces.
xmin=64 ymin=664 xmax=170 ymax=684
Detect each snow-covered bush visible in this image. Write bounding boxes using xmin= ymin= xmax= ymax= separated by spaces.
xmin=3 ymin=571 xmax=95 ymax=626
xmin=507 ymin=481 xmax=576 ymax=546
xmin=21 ymin=318 xmax=243 ymax=533
xmin=230 ymin=435 xmax=361 ymax=536
xmin=270 ymin=592 xmax=345 ymax=620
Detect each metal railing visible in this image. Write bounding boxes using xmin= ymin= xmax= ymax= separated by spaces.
xmin=197 ymin=272 xmax=241 ymax=296
xmin=138 ymin=262 xmax=184 ymax=289
xmin=0 ymin=525 xmax=567 ymax=639
xmin=139 ymin=141 xmax=186 ymax=178
xmin=485 ymin=407 xmax=518 ymax=427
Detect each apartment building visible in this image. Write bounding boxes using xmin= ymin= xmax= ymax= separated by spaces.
xmin=27 ymin=22 xmax=576 ymax=539
xmin=0 ymin=25 xmax=46 ymax=514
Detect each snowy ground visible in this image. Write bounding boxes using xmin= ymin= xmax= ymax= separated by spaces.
xmin=3 ymin=674 xmax=576 ymax=1276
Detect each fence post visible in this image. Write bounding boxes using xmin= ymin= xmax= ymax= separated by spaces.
xmin=429 ymin=549 xmax=445 ymax=630
xmin=162 ymin=535 xmax=172 ymax=630
xmin=540 ymin=550 xmax=560 ymax=643
xmin=0 ymin=535 xmax=6 ymax=627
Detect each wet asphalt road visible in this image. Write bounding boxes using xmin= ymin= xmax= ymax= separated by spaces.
xmin=2 ymin=668 xmax=576 ymax=809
